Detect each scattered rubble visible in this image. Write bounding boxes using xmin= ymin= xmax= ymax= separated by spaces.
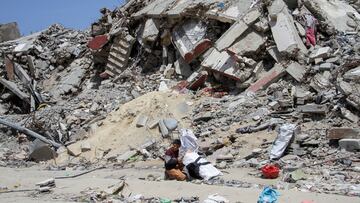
xmin=1 ymin=0 xmax=360 ymax=201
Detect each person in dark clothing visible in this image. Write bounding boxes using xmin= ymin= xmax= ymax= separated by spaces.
xmin=164 ymin=139 xmax=181 ymax=162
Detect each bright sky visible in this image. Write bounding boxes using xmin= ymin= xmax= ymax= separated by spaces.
xmin=0 ymin=0 xmax=124 ymax=35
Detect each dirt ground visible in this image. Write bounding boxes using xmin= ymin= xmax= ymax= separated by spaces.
xmin=0 ymin=161 xmax=358 ymax=203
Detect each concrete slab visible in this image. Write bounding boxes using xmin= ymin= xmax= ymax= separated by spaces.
xmin=206 ymin=0 xmax=253 ymax=23
xmin=268 ymin=0 xmax=307 ymax=54
xmin=304 ymin=0 xmax=360 ymax=32
xmin=228 ymin=29 xmax=266 ymax=56
xmin=286 ymin=61 xmax=306 ymax=82
xmin=246 ymin=63 xmax=285 ymax=93
xmin=215 ymin=9 xmax=261 ymax=51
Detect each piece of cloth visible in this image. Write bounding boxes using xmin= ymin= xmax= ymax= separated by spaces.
xmin=306 ymin=28 xmax=316 ymax=46
xmin=165 ymin=169 xmax=187 ymax=181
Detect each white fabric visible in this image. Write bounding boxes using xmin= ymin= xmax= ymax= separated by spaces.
xmin=183 ymin=152 xmax=222 ymax=181
xmin=179 ymin=129 xmax=198 ymax=159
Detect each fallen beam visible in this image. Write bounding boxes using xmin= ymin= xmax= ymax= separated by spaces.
xmin=0 ymin=118 xmax=62 ymax=148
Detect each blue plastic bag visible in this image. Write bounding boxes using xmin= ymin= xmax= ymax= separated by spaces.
xmin=257 ymin=187 xmax=280 ymax=203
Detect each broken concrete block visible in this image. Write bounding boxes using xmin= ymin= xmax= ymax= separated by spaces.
xmin=267 ymin=46 xmax=282 ymax=62
xmin=174 ymin=56 xmax=192 ymax=78
xmin=202 ymin=49 xmax=246 ymax=81
xmin=163 ymin=64 xmax=175 ymax=79
xmin=29 ymin=139 xmax=56 ymax=162
xmin=228 ymin=29 xmax=266 ymax=56
xmin=215 ymin=9 xmax=261 ymax=51
xmin=268 ymin=0 xmax=307 ymax=54
xmin=286 ymin=62 xmax=306 ymax=82
xmin=337 ymin=80 xmax=353 ymax=96
xmin=343 ymin=66 xmax=360 ymax=81
xmin=328 ymin=128 xmax=360 ymax=140
xmin=141 ymin=19 xmax=159 ymax=43
xmin=319 ymin=63 xmax=334 ymax=71
xmin=304 ymin=0 xmax=360 ymax=32
xmin=136 ymin=115 xmax=148 ymax=128
xmin=294 ymin=21 xmax=306 ymax=37
xmin=81 ymin=141 xmax=91 ymax=152
xmin=0 ymin=22 xmax=20 ymax=43
xmin=0 ymin=78 xmax=30 ymax=103
xmin=309 ymin=47 xmax=331 ymax=60
xmin=297 ymin=104 xmax=327 ymax=114
xmin=340 ymin=108 xmax=359 ymax=123
xmin=269 ymin=101 xmax=281 ymax=110
xmin=163 ymin=118 xmax=178 ymax=131
xmin=339 ymin=139 xmax=360 ymax=152
xmin=172 ymin=19 xmax=211 ymax=63
xmin=187 ymin=71 xmax=208 ymax=90
xmin=67 ymin=143 xmax=82 ymax=157
xmin=148 ymin=119 xmax=159 ymax=129
xmin=246 ymin=63 xmax=285 ymax=93
xmin=158 ymin=119 xmax=169 ymax=137
xmin=310 ymin=71 xmax=332 ymax=93
xmin=117 ymin=150 xmax=137 ymax=162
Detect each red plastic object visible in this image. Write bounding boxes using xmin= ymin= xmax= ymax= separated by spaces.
xmin=261 ymin=164 xmax=280 ymax=179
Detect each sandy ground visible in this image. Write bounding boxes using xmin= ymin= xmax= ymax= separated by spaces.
xmin=0 ymin=162 xmax=358 ymax=203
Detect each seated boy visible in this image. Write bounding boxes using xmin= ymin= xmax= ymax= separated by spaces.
xmin=165 ymin=158 xmax=187 ymax=181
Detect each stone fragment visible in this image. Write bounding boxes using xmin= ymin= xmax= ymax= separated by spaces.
xmin=228 ymin=29 xmax=266 ymax=56
xmin=148 ymin=119 xmax=159 ymax=129
xmin=141 ymin=19 xmax=159 ymax=43
xmin=136 ymin=115 xmax=148 ymax=128
xmin=29 ymin=139 xmax=56 ymax=162
xmin=158 ymin=119 xmax=169 ymax=137
xmin=339 ymin=139 xmax=360 ymax=152
xmin=286 ymin=62 xmax=306 ymax=82
xmin=340 ymin=108 xmax=359 ymax=123
xmin=343 ymin=66 xmax=360 ymax=81
xmin=297 ymin=104 xmax=327 ymax=114
xmin=309 ymin=47 xmax=331 ymax=60
xmin=117 ymin=150 xmax=137 ymax=162
xmin=163 ymin=118 xmax=178 ymax=131
xmin=81 ymin=141 xmax=91 ymax=152
xmin=67 ymin=143 xmax=82 ymax=157
xmin=319 ymin=63 xmax=334 ymax=71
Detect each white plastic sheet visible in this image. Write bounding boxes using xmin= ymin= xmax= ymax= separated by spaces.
xmin=270 ymin=124 xmax=298 ymax=160
xmin=179 ymin=129 xmax=198 ymax=158
xmin=183 ymin=152 xmax=222 ymax=181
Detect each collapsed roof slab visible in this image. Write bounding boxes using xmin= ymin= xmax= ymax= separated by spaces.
xmin=304 ymin=0 xmax=360 ymax=33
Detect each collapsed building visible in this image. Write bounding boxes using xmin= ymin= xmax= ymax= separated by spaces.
xmin=0 ymin=0 xmax=360 ymax=199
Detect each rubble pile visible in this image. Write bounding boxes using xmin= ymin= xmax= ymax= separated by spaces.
xmin=0 ymin=0 xmax=360 ymax=199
